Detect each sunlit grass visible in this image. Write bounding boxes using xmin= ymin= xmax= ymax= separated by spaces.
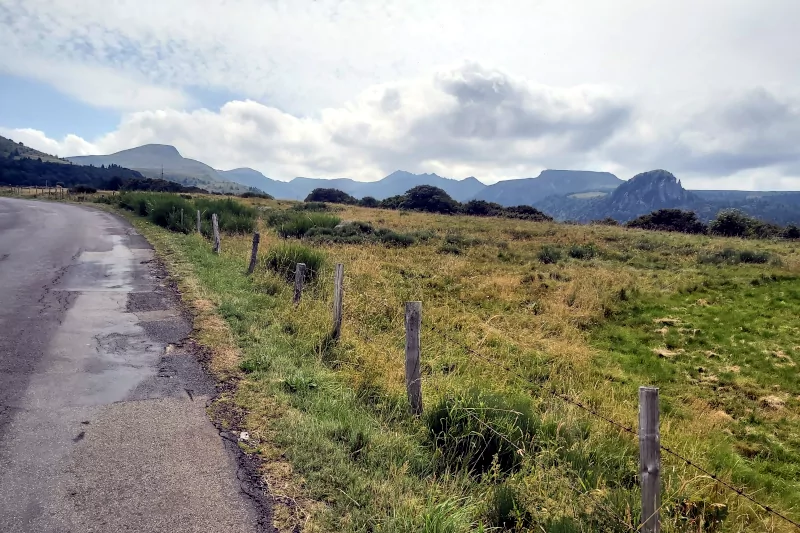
xmin=125 ymin=197 xmax=800 ymax=532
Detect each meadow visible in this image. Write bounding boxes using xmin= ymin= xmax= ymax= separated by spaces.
xmin=16 ymin=188 xmax=800 ymax=532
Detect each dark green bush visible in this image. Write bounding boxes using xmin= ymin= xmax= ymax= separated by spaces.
xmin=538 ymin=245 xmax=562 ymax=264
xmin=264 ymin=242 xmax=326 ymax=283
xmin=782 ymin=225 xmax=800 ymax=239
xmin=358 ymin=196 xmax=379 ymax=208
xmin=292 ymin=201 xmax=331 ymax=212
xmin=699 ymin=248 xmax=771 ymax=265
xmin=461 ymin=199 xmax=504 ymax=217
xmin=239 ymin=190 xmax=273 ymax=199
xmin=626 ymin=209 xmax=707 ymax=234
xmin=709 ymin=210 xmax=758 ymax=238
xmin=568 ymin=244 xmax=597 ymax=259
xmin=374 ymin=228 xmax=415 ymax=247
xmin=427 ymin=390 xmax=537 ymax=476
xmin=70 ymin=184 xmax=97 ymax=194
xmin=503 ymin=205 xmax=553 ymax=222
xmin=379 ymin=194 xmax=406 ymax=209
xmin=268 ymin=211 xmax=341 ymax=238
xmin=304 ymin=188 xmax=357 ymax=204
xmin=400 ymin=185 xmax=460 ymax=214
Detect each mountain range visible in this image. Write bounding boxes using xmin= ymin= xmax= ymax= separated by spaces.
xmin=4 ymin=139 xmax=799 ymax=225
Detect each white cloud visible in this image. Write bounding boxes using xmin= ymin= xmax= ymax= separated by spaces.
xmin=2 ymin=63 xmax=634 ymax=181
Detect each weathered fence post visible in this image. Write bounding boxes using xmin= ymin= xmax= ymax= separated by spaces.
xmin=331 ymin=263 xmax=344 ymax=339
xmin=639 ymin=386 xmax=661 ymax=533
xmin=247 ymin=232 xmax=260 ymax=274
xmin=293 ymin=263 xmax=307 ymax=304
xmin=196 ymin=210 xmax=201 ymax=234
xmin=404 ymin=301 xmax=423 ymax=415
xmin=211 ymin=213 xmax=221 ymax=254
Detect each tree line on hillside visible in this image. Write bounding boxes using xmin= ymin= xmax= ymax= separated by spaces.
xmin=0 ymin=155 xmax=207 ymax=193
xmin=305 ymin=186 xmax=553 ymax=221
xmin=624 ymin=208 xmax=800 ymax=239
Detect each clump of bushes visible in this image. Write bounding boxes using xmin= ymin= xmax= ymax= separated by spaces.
xmin=70 ymin=184 xmax=97 ymax=194
xmin=117 ymin=192 xmax=257 ymax=234
xmin=302 ymin=220 xmax=416 ymax=247
xmin=427 ymin=390 xmax=537 ymax=476
xmin=292 ymin=201 xmax=331 ymax=212
xmin=626 ymin=209 xmax=707 ymax=234
xmin=264 ymin=242 xmax=326 ymax=283
xmin=304 ymin=188 xmax=357 ymax=204
xmin=709 ymin=209 xmax=781 ymax=239
xmin=266 ymin=210 xmax=341 ymax=238
xmin=239 ymin=190 xmax=273 ymax=199
xmin=538 ymin=245 xmax=563 ymax=264
xmin=568 ymin=244 xmax=597 ymax=259
xmin=699 ymin=248 xmax=771 ymax=265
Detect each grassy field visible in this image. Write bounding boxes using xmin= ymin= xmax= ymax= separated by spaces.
xmin=32 ymin=191 xmax=800 ymax=532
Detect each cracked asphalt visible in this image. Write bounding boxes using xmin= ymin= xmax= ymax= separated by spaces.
xmin=0 ymin=198 xmax=270 ymax=532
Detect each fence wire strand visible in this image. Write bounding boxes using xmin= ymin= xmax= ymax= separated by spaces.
xmin=427 ymin=323 xmax=800 ymax=531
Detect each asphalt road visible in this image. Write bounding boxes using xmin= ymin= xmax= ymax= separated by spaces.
xmin=0 ymin=198 xmax=268 ymax=532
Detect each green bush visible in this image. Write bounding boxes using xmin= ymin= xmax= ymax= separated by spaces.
xmin=427 ymin=390 xmax=537 ymax=476
xmin=626 ymin=209 xmax=707 ymax=234
xmin=292 ymin=201 xmax=331 ymax=212
xmin=568 ymin=244 xmax=597 ymax=260
xmin=538 ymin=245 xmax=562 ymax=264
xmin=239 ymin=190 xmax=273 ymax=199
xmin=699 ymin=248 xmax=771 ymax=265
xmin=267 ymin=211 xmax=341 ymax=238
xmin=374 ymin=228 xmax=415 ymax=247
xmin=304 ymin=188 xmax=357 ymax=204
xmin=118 ymin=192 xmax=200 ymax=233
xmin=264 ymin=242 xmax=326 ymax=282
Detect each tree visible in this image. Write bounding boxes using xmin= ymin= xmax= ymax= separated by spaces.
xmin=305 ymin=188 xmax=357 ymax=204
xmin=358 ymin=196 xmax=379 ymax=208
xmin=709 ymin=209 xmax=758 ymax=237
xmin=626 ymin=209 xmax=707 ymax=234
xmin=503 ymin=205 xmax=553 ymax=222
xmin=379 ymin=195 xmax=407 ymax=209
xmin=462 ymin=200 xmax=503 ymax=217
xmin=401 ymin=185 xmax=459 ymax=214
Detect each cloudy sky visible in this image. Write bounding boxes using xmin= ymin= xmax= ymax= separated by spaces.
xmin=1 ymin=0 xmax=799 ymax=188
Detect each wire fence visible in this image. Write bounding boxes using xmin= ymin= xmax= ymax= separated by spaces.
xmin=426 ymin=322 xmax=800 ymax=531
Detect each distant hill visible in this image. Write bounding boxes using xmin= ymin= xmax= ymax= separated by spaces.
xmin=0 ymin=135 xmax=70 ymax=164
xmin=474 ymin=170 xmax=622 ymax=206
xmin=220 ymin=168 xmax=487 ymax=202
xmin=69 ymin=144 xmax=249 ymax=193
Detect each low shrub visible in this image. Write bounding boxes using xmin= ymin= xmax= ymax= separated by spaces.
xmin=538 ymin=245 xmax=562 ymax=264
xmin=195 ymin=197 xmax=257 ymax=234
xmin=70 ymin=184 xmax=97 ymax=194
xmin=374 ymin=228 xmax=415 ymax=247
xmin=427 ymin=390 xmax=537 ymax=476
xmin=699 ymin=248 xmax=771 ymax=265
xmin=503 ymin=205 xmax=553 ymax=222
xmin=239 ymin=190 xmax=273 ymax=199
xmin=264 ymin=242 xmax=326 ymax=282
xmin=292 ymin=201 xmax=331 ymax=212
xmin=626 ymin=209 xmax=707 ymax=234
xmin=358 ymin=196 xmax=379 ymax=208
xmin=268 ymin=211 xmax=341 ymax=238
xmin=568 ymin=244 xmax=597 ymax=259
xmin=438 ymin=243 xmax=463 ymax=255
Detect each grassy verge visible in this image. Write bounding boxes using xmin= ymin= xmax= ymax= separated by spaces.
xmin=115 ymin=197 xmax=800 ymax=533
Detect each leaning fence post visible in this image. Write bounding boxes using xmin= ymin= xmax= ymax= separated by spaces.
xmin=196 ymin=209 xmax=201 ymax=234
xmin=247 ymin=232 xmax=260 ymax=274
xmin=639 ymin=386 xmax=661 ymax=533
xmin=331 ymin=263 xmax=344 ymax=339
xmin=293 ymin=263 xmax=307 ymax=304
xmin=404 ymin=302 xmax=423 ymax=415
xmin=211 ymin=213 xmax=221 ymax=254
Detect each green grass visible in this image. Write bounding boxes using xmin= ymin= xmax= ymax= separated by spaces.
xmin=118 ymin=197 xmax=800 ymax=533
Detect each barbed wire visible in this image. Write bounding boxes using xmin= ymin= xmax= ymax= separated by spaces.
xmin=459 ymin=407 xmax=636 ymax=532
xmin=426 ymin=323 xmax=800 ymax=531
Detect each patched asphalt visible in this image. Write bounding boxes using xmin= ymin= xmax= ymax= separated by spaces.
xmin=0 ymin=197 xmax=272 ymax=533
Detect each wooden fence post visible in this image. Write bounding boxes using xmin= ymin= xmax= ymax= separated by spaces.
xmin=331 ymin=263 xmax=344 ymax=339
xmin=404 ymin=301 xmax=423 ymax=415
xmin=293 ymin=263 xmax=307 ymax=304
xmin=247 ymin=232 xmax=260 ymax=274
xmin=196 ymin=210 xmax=202 ymax=234
xmin=212 ymin=213 xmax=221 ymax=254
xmin=639 ymin=386 xmax=661 ymax=533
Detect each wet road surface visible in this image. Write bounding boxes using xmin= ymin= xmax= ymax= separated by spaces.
xmin=0 ymin=198 xmax=268 ymax=532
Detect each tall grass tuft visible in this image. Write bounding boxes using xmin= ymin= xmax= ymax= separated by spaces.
xmin=267 ymin=211 xmax=341 ymax=238
xmin=264 ymin=242 xmax=326 ymax=282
